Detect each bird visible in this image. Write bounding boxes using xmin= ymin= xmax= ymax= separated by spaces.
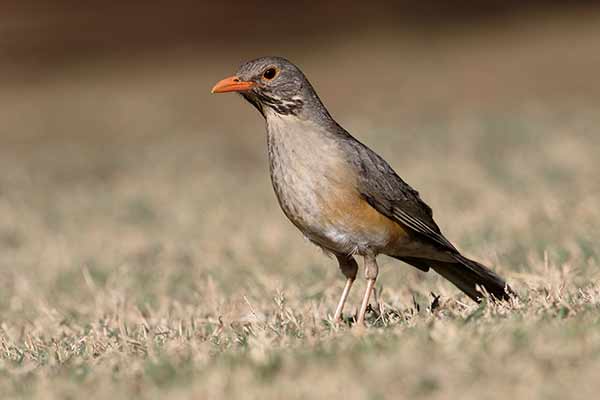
xmin=211 ymin=56 xmax=513 ymax=325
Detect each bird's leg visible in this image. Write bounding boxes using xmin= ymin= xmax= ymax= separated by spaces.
xmin=357 ymin=254 xmax=379 ymax=326
xmin=333 ymin=254 xmax=358 ymax=322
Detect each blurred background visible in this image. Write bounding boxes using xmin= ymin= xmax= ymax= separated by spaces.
xmin=2 ymin=3 xmax=600 ymax=398
xmin=1 ymin=0 xmax=600 ymax=312
xmin=3 ymin=1 xmax=600 ymax=140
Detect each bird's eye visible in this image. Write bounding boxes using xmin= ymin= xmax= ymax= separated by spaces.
xmin=262 ymin=67 xmax=278 ymax=80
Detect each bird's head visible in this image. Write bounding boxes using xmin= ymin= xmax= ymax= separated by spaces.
xmin=211 ymin=56 xmax=329 ymax=120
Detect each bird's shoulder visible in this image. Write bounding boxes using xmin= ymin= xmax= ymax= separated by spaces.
xmin=334 ymin=129 xmax=431 ymax=215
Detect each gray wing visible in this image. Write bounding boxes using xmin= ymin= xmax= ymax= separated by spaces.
xmin=342 ymin=136 xmax=458 ymax=253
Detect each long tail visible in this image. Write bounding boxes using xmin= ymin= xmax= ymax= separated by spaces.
xmin=399 ymin=254 xmax=514 ymax=302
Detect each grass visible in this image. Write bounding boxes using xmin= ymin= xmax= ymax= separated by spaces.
xmin=1 ymin=17 xmax=600 ymax=399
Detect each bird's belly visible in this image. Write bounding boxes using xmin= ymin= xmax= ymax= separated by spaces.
xmin=272 ymin=167 xmax=408 ymax=255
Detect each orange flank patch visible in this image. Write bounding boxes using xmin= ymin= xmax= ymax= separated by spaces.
xmin=321 ymin=187 xmax=409 ymax=246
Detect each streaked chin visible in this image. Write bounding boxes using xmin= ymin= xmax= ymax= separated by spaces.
xmin=240 ymin=92 xmax=265 ymax=117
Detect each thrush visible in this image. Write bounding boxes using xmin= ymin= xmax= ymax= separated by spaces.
xmin=212 ymin=57 xmax=513 ymax=325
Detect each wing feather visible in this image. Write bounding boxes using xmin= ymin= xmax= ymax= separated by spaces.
xmin=340 ymin=134 xmax=458 ymax=253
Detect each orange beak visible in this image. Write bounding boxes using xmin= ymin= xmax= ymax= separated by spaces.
xmin=211 ymin=76 xmax=256 ymax=94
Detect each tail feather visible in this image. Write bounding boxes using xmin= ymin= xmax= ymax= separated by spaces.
xmin=399 ymin=254 xmax=513 ymax=302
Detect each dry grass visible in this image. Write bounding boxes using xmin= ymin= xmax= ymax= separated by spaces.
xmin=1 ymin=15 xmax=600 ymax=400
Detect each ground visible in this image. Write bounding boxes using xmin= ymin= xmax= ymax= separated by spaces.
xmin=1 ymin=15 xmax=600 ymax=400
